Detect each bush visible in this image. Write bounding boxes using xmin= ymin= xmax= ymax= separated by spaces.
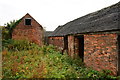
xmin=2 ymin=39 xmax=40 ymax=51
xmin=40 ymin=45 xmax=56 ymax=54
xmin=2 ymin=50 xmax=83 ymax=78
xmin=2 ymin=20 xmax=21 ymax=40
xmin=2 ymin=27 xmax=11 ymax=40
xmin=41 ymin=53 xmax=84 ymax=78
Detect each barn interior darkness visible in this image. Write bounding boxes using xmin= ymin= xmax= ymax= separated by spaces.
xmin=25 ymin=18 xmax=31 ymax=25
xmin=76 ymin=35 xmax=84 ymax=61
xmin=64 ymin=36 xmax=68 ymax=53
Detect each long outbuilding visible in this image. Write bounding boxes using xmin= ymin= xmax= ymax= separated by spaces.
xmin=49 ymin=2 xmax=120 ymax=75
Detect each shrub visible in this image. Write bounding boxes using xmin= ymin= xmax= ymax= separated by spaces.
xmin=2 ymin=20 xmax=21 ymax=40
xmin=2 ymin=27 xmax=11 ymax=40
xmin=2 ymin=39 xmax=40 ymax=51
xmin=40 ymin=45 xmax=56 ymax=54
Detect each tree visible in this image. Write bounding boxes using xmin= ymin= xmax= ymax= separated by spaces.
xmin=2 ymin=19 xmax=21 ymax=40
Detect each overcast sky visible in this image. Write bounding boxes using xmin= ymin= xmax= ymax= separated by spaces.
xmin=0 ymin=0 xmax=119 ymax=31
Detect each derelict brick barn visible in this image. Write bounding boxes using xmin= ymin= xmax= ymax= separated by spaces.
xmin=49 ymin=26 xmax=64 ymax=50
xmin=12 ymin=13 xmax=44 ymax=46
xmin=44 ymin=31 xmax=53 ymax=45
xmin=49 ymin=2 xmax=120 ymax=75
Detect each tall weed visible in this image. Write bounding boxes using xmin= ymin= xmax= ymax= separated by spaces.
xmin=2 ymin=39 xmax=117 ymax=79
xmin=2 ymin=39 xmax=40 ymax=51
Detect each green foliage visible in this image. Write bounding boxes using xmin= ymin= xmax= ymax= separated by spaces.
xmin=79 ymin=68 xmax=114 ymax=79
xmin=2 ymin=39 xmax=40 ymax=51
xmin=40 ymin=53 xmax=84 ymax=78
xmin=2 ymin=39 xmax=117 ymax=79
xmin=40 ymin=45 xmax=58 ymax=54
xmin=2 ymin=27 xmax=10 ymax=40
xmin=2 ymin=19 xmax=21 ymax=40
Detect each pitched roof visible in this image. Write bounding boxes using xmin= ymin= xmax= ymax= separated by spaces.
xmin=50 ymin=1 xmax=120 ymax=37
xmin=45 ymin=31 xmax=53 ymax=37
xmin=20 ymin=13 xmax=43 ymax=29
xmin=49 ymin=26 xmax=64 ymax=36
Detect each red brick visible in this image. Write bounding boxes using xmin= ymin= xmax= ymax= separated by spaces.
xmin=84 ymin=33 xmax=118 ymax=75
xmin=12 ymin=13 xmax=44 ymax=46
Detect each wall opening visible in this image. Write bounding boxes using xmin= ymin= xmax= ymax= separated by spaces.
xmin=25 ymin=18 xmax=31 ymax=25
xmin=62 ymin=36 xmax=68 ymax=53
xmin=118 ymin=35 xmax=120 ymax=75
xmin=76 ymin=35 xmax=84 ymax=61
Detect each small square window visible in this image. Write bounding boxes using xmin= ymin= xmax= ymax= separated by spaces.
xmin=25 ymin=18 xmax=31 ymax=25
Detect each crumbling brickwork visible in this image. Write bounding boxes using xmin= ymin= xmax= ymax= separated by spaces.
xmin=12 ymin=13 xmax=44 ymax=46
xmin=48 ymin=37 xmax=64 ymax=50
xmin=68 ymin=35 xmax=75 ymax=58
xmin=84 ymin=33 xmax=118 ymax=75
xmin=67 ymin=33 xmax=118 ymax=75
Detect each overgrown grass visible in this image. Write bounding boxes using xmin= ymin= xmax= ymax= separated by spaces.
xmin=2 ymin=39 xmax=118 ymax=79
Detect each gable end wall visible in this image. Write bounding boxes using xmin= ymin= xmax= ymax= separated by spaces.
xmin=12 ymin=14 xmax=44 ymax=46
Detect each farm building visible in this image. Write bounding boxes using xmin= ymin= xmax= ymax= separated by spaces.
xmin=49 ymin=2 xmax=120 ymax=75
xmin=12 ymin=13 xmax=44 ymax=46
xmin=44 ymin=31 xmax=53 ymax=45
xmin=49 ymin=26 xmax=65 ymax=51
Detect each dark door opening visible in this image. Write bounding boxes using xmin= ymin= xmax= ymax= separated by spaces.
xmin=118 ymin=35 xmax=120 ymax=75
xmin=76 ymin=35 xmax=84 ymax=61
xmin=62 ymin=36 xmax=68 ymax=54
xmin=64 ymin=36 xmax=68 ymax=50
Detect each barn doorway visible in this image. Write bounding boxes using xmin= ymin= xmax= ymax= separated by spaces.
xmin=62 ymin=36 xmax=68 ymax=54
xmin=118 ymin=35 xmax=120 ymax=75
xmin=75 ymin=35 xmax=84 ymax=61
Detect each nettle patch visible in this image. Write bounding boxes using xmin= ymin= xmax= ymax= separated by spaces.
xmin=2 ymin=39 xmax=118 ymax=79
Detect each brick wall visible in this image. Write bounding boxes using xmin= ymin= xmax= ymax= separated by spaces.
xmin=48 ymin=37 xmax=64 ymax=50
xmin=67 ymin=33 xmax=118 ymax=75
xmin=84 ymin=33 xmax=118 ymax=75
xmin=74 ymin=37 xmax=79 ymax=55
xmin=68 ymin=35 xmax=75 ymax=58
xmin=12 ymin=14 xmax=44 ymax=46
